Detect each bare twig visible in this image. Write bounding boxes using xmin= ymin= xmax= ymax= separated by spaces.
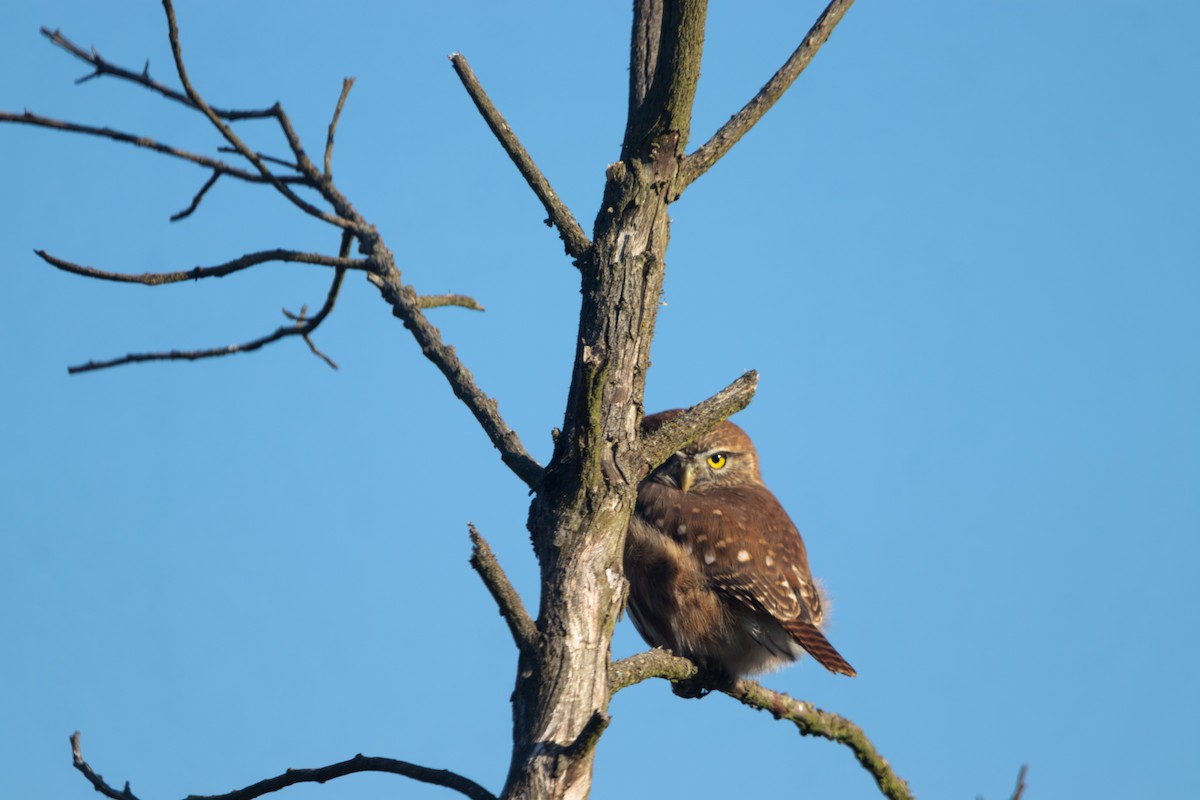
xmin=640 ymin=370 xmax=759 ymax=471
xmin=0 ymin=110 xmax=306 ymax=185
xmin=41 ymin=27 xmax=275 ymax=120
xmin=419 ymin=293 xmax=485 ymax=311
xmin=71 ymin=732 xmax=140 ymax=800
xmin=727 ymin=680 xmax=913 ymax=800
xmin=217 ymin=147 xmax=300 ymax=172
xmin=324 ymin=77 xmax=355 ymax=179
xmin=170 ymin=169 xmax=222 ymax=221
xmin=676 ymin=0 xmax=855 ymax=196
xmin=16 ymin=7 xmax=538 ymax=490
xmin=282 ymin=305 xmax=340 ymax=369
xmin=36 ymin=248 xmax=366 ymax=285
xmin=469 ymin=524 xmax=536 ymax=654
xmin=68 ymin=235 xmax=352 ymax=374
xmin=449 ymin=53 xmax=591 ymax=263
xmin=1009 ymin=764 xmax=1028 ymax=800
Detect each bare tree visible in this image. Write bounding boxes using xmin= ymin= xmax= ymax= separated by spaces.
xmin=3 ymin=2 xmax=917 ymax=799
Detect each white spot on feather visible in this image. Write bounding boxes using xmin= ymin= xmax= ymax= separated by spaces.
xmin=737 ymin=549 xmax=751 ymax=563
xmin=704 ymin=551 xmax=716 ymax=565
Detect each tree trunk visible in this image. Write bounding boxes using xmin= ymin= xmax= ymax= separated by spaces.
xmin=499 ymin=4 xmax=705 ymax=798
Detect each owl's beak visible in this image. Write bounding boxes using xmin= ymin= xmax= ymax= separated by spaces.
xmin=679 ymin=461 xmax=697 ymax=493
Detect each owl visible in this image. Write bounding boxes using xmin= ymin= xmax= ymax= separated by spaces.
xmin=624 ymin=410 xmax=855 ymax=681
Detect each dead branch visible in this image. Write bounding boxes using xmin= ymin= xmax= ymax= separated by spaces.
xmin=5 ymin=4 xmax=543 ymax=490
xmin=609 ymin=649 xmax=699 ymax=694
xmin=449 ymin=54 xmax=591 ymax=264
xmin=639 ymin=370 xmax=759 ymax=471
xmin=0 ymin=110 xmax=306 ymax=185
xmin=469 ymin=524 xmax=537 ymax=654
xmin=70 ymin=731 xmax=497 ymax=800
xmin=71 ymin=732 xmax=139 ymax=800
xmin=676 ymin=0 xmax=856 ymax=195
xmin=35 ymin=248 xmax=366 ymax=285
xmin=606 ymin=652 xmax=912 ymax=800
xmin=364 ymin=257 xmax=543 ymax=489
xmin=419 ymin=294 xmax=486 ymax=311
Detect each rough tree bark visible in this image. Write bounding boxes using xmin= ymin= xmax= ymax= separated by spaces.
xmin=3 ymin=2 xmax=925 ymax=800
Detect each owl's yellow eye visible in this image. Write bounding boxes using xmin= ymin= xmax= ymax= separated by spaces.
xmin=707 ymin=453 xmax=727 ymax=469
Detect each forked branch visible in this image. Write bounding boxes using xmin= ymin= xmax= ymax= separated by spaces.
xmin=66 ymin=233 xmax=353 ymax=374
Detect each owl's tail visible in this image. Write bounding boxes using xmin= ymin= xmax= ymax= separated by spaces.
xmin=782 ymin=619 xmax=857 ymax=677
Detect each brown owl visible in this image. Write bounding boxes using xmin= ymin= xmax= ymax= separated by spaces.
xmin=624 ymin=410 xmax=855 ymax=680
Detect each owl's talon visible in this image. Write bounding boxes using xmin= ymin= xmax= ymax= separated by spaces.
xmin=671 ymin=678 xmax=711 ymax=699
xmin=671 ymin=666 xmax=732 ymax=699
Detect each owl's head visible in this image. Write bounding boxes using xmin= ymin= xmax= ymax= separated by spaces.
xmin=642 ymin=410 xmax=763 ymax=492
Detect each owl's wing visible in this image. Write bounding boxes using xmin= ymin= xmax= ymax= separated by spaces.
xmin=674 ymin=484 xmax=856 ymax=677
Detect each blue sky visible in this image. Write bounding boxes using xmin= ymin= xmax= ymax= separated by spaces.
xmin=2 ymin=2 xmax=1197 ymax=799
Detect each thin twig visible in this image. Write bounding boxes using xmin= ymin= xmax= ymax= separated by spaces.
xmin=640 ymin=370 xmax=759 ymax=471
xmin=160 ymin=0 xmax=349 ymax=229
xmin=419 ymin=293 xmax=485 ymax=311
xmin=41 ymin=27 xmax=275 ymax=120
xmin=68 ymin=235 xmax=352 ymax=374
xmin=468 ymin=524 xmax=536 ymax=654
xmin=1009 ymin=764 xmax=1028 ymax=800
xmin=676 ymin=0 xmax=856 ymax=196
xmin=71 ymin=732 xmax=140 ymax=800
xmin=217 ymin=147 xmax=300 ymax=171
xmin=170 ymin=169 xmax=222 ymax=221
xmin=0 ymin=111 xmax=306 ymax=185
xmin=36 ymin=248 xmax=366 ymax=285
xmin=449 ymin=53 xmax=591 ymax=263
xmin=324 ymin=77 xmax=355 ymax=179
xmin=282 ymin=305 xmax=340 ymax=369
